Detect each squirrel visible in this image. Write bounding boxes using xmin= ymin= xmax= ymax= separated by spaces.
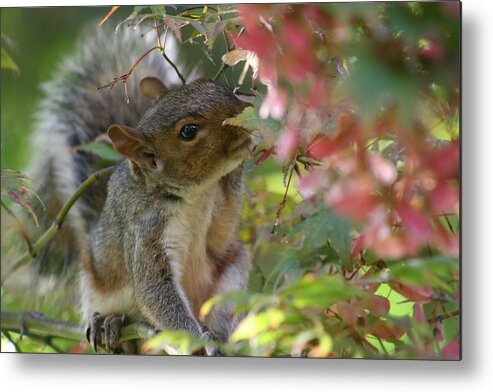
xmin=29 ymin=26 xmax=252 ymax=354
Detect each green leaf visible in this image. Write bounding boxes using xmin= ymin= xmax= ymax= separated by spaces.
xmin=294 ymin=208 xmax=352 ymax=264
xmin=144 ymin=330 xmax=206 ymax=355
xmin=280 ymin=274 xmax=366 ymax=309
xmin=149 ymin=5 xmax=166 ymax=15
xmin=224 ymin=97 xmax=282 ymax=151
xmin=265 ymin=249 xmax=298 ymax=290
xmin=231 ymin=308 xmax=285 ymax=341
xmin=387 ymin=256 xmax=458 ymax=293
xmin=1 ymin=48 xmax=19 ymax=73
xmin=77 ymin=142 xmax=121 ymax=163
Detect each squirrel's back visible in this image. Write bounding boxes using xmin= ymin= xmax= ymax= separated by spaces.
xmin=30 ymin=25 xmax=181 ymax=273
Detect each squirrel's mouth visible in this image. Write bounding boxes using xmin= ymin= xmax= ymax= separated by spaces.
xmin=230 ymin=136 xmax=253 ymax=155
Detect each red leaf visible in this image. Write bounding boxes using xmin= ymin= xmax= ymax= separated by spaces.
xmin=418 ymin=37 xmax=444 ymax=61
xmin=256 ymin=148 xmax=273 ymax=165
xmin=324 ymin=178 xmax=379 ymax=220
xmin=332 ymin=303 xmax=367 ymax=328
xmin=427 ymin=140 xmax=459 ymax=180
xmin=413 ymin=303 xmax=426 ymax=322
xmin=350 ymin=232 xmax=366 ymax=260
xmin=396 ymin=203 xmax=433 ymax=243
xmin=357 ymin=294 xmax=390 ymax=317
xmin=389 ymin=282 xmax=434 ymax=303
xmin=368 ymin=319 xmax=405 ymax=341
xmin=428 ymin=180 xmax=458 ymax=212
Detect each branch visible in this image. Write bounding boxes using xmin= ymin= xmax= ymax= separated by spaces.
xmin=2 ymin=166 xmax=115 ymax=284
xmin=98 ymin=46 xmax=161 ymax=103
xmin=0 ymin=311 xmax=157 ymax=351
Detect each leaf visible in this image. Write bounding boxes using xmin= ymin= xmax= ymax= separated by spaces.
xmin=143 ymin=330 xmax=206 ymax=355
xmin=231 ymin=308 xmax=285 ymax=341
xmin=1 ymin=48 xmax=19 ymax=74
xmin=77 ymin=142 xmax=121 ymax=163
xmin=367 ymin=319 xmax=405 ymax=341
xmin=367 ymin=153 xmax=397 ymax=185
xmin=224 ymin=100 xmax=281 ymax=156
xmin=265 ymin=249 xmax=298 ymax=290
xmin=200 ymin=291 xmax=272 ymax=320
xmin=440 ymin=338 xmax=460 ymax=360
xmin=224 ymin=101 xmax=282 ymax=138
xmin=162 ymin=15 xmax=187 ymax=42
xmin=389 ymin=282 xmax=434 ymax=303
xmin=222 ymin=49 xmax=260 ymax=83
xmin=332 ymin=302 xmax=367 ymax=328
xmin=387 ymin=256 xmax=458 ymax=293
xmin=281 ymin=274 xmax=365 ymax=309
xmin=295 ymin=208 xmax=352 ymax=264
xmin=357 ymin=294 xmax=390 ymax=317
xmin=1 ymin=169 xmax=43 ymax=226
xmin=149 ymin=5 xmax=166 ymax=16
xmin=99 ymin=6 xmax=120 ymax=26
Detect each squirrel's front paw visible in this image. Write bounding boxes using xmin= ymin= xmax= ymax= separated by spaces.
xmin=85 ymin=312 xmax=129 ymax=353
xmin=200 ymin=331 xmax=220 ymax=356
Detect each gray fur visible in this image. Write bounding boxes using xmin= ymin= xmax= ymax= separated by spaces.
xmin=30 ymin=24 xmax=252 ymax=353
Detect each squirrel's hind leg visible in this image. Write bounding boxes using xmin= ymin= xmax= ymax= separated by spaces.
xmin=205 ymin=241 xmax=251 ymax=344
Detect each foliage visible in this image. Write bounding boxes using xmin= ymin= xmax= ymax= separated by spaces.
xmin=1 ymin=3 xmax=460 ymax=359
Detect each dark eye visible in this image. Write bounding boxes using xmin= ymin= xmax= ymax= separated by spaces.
xmin=179 ymin=124 xmax=199 ymax=141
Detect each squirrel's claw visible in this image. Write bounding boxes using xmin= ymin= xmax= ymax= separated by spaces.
xmin=86 ymin=312 xmax=129 ymax=354
xmin=87 ymin=312 xmax=103 ymax=353
xmin=103 ymin=314 xmax=128 ymax=353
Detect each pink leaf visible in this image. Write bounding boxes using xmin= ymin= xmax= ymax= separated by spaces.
xmin=368 ymin=153 xmax=397 ymax=185
xmin=396 ymin=203 xmax=433 ymax=243
xmin=297 ymin=170 xmax=325 ymax=199
xmin=350 ymin=232 xmax=366 ymax=260
xmin=260 ymin=86 xmax=288 ymax=120
xmin=275 ymin=127 xmax=299 ymax=161
xmin=440 ymin=338 xmax=460 ymax=360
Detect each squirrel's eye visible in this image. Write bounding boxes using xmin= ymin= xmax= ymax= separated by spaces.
xmin=179 ymin=124 xmax=199 ymax=141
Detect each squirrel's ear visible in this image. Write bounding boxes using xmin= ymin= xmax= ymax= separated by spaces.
xmin=107 ymin=124 xmax=156 ymax=170
xmin=139 ymin=77 xmax=168 ymax=100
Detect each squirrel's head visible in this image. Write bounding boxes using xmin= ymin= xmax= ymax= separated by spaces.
xmin=107 ymin=78 xmax=252 ymax=191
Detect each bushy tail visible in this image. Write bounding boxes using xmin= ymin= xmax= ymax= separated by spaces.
xmin=29 ymin=23 xmax=182 ymax=275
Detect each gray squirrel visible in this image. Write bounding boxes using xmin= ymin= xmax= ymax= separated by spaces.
xmin=29 ymin=26 xmax=252 ymax=354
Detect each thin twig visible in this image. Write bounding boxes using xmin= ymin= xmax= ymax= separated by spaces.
xmin=2 ymin=166 xmax=115 ymax=284
xmin=427 ymin=310 xmax=460 ymax=324
xmin=162 ymin=49 xmax=186 ymax=85
xmin=271 ymin=159 xmax=297 ymax=234
xmin=98 ymin=46 xmax=161 ymax=102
